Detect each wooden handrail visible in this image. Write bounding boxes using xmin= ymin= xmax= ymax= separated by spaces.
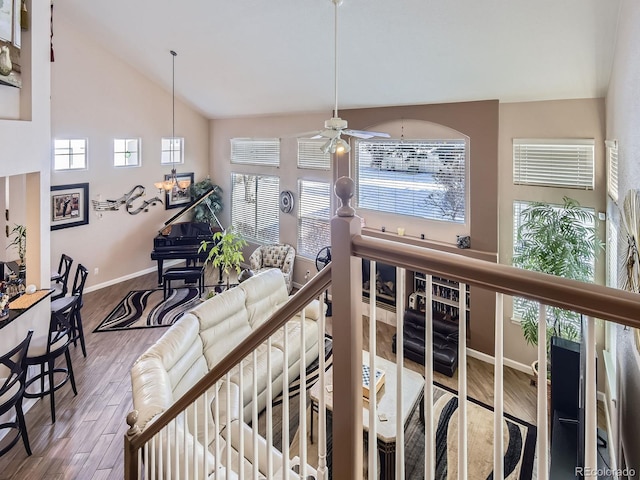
xmin=127 ymin=264 xmax=332 ymax=449
xmin=352 ymin=234 xmax=640 ymax=329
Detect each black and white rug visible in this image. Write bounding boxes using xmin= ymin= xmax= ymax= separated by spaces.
xmin=94 ymin=287 xmax=202 ymax=332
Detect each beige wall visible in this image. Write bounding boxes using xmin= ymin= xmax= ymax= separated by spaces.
xmin=498 ymin=98 xmax=607 ymax=367
xmin=50 ymin=15 xmax=210 ymax=289
xmin=605 ymin=0 xmax=640 ymax=471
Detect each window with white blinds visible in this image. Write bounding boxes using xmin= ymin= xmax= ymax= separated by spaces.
xmin=355 ymin=139 xmax=467 ymax=223
xmin=298 ymin=180 xmax=331 ymax=259
xmin=231 ymin=138 xmax=280 ymax=167
xmin=606 ymin=140 xmax=619 ymax=203
xmin=113 ymin=138 xmax=141 ymax=167
xmin=513 ymin=139 xmax=594 ymax=189
xmin=53 ymin=139 xmax=88 ymax=171
xmin=297 ymin=139 xmax=331 ymax=170
xmin=231 ymin=173 xmax=280 ymax=243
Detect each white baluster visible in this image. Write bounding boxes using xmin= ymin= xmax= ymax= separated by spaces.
xmin=317 ymin=293 xmax=328 ymax=480
xmin=183 ymin=411 xmax=188 ymax=480
xmin=300 ymin=308 xmax=308 ymax=477
xmin=368 ymin=262 xmax=378 ymax=480
xmin=238 ymin=364 xmax=245 ymax=480
xmin=283 ymin=325 xmax=290 ymax=476
xmin=214 ymin=380 xmax=220 ymax=477
xmin=396 ymin=266 xmax=406 ymax=479
xmin=494 ymin=293 xmax=504 ymax=479
xmin=227 ymin=374 xmax=233 ymax=478
xmin=203 ymin=390 xmax=208 ymax=479
xmin=584 ymin=316 xmax=598 ymax=478
xmin=150 ymin=435 xmax=156 ymax=480
xmin=424 ymin=274 xmax=434 ymax=480
xmin=457 ymin=282 xmax=468 ymax=479
xmin=138 ymin=447 xmax=143 ymax=480
xmin=252 ymin=350 xmax=259 ymax=480
xmin=193 ymin=400 xmax=198 ymax=479
xmin=267 ymin=337 xmax=274 ymax=479
xmin=158 ymin=429 xmax=163 ymax=480
xmin=144 ymin=441 xmax=149 ymax=480
xmin=537 ymin=305 xmax=548 ymax=480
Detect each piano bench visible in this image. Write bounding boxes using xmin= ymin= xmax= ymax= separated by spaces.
xmin=163 ymin=266 xmax=205 ymax=300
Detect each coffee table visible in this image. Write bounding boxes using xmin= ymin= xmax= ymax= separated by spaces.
xmin=309 ymin=351 xmax=425 ymax=479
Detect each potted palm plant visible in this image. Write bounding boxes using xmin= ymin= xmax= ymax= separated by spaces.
xmin=7 ymin=224 xmax=26 ymax=279
xmin=190 ymin=177 xmax=223 ymax=226
xmin=512 ymin=197 xmax=604 ymax=359
xmin=199 ymin=227 xmax=247 ymax=289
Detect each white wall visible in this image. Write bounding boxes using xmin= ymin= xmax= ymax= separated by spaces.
xmin=605 ymin=0 xmax=640 ymax=472
xmin=50 ymin=14 xmax=210 ymax=289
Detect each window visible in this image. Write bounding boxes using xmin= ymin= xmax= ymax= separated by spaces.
xmin=513 ymin=139 xmax=594 ymax=189
xmin=231 ymin=138 xmax=280 ymax=167
xmin=512 ymin=200 xmax=596 ymax=320
xmin=161 ymin=137 xmax=184 ymax=165
xmin=53 ymin=139 xmax=87 ymax=171
xmin=298 ymin=180 xmax=331 ymax=259
xmin=355 ymin=139 xmax=467 ymax=223
xmin=297 ymin=139 xmax=331 ymax=170
xmin=606 ymin=140 xmax=618 ymax=203
xmin=231 ymin=173 xmax=279 ymax=243
xmin=113 ymin=138 xmax=141 ymax=167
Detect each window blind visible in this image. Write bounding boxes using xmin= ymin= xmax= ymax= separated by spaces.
xmin=298 ymin=180 xmax=331 ymax=259
xmin=513 ymin=139 xmax=594 ymax=189
xmin=355 ymin=139 xmax=466 ymax=223
xmin=606 ymin=140 xmax=618 ymax=203
xmin=231 ymin=138 xmax=280 ymax=166
xmin=297 ymin=139 xmax=331 ymax=170
xmin=231 ymin=173 xmax=279 ymax=243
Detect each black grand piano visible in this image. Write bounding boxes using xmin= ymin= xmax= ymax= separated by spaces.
xmin=151 ymin=188 xmax=223 ymax=285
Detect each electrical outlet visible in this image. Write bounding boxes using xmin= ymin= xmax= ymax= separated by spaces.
xmin=94 ymin=267 xmax=99 ymax=276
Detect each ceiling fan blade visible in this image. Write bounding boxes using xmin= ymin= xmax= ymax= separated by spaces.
xmin=294 ymin=130 xmax=323 ymax=138
xmin=344 ymin=129 xmax=391 ymax=139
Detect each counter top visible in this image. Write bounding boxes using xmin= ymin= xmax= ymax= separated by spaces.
xmin=0 ymin=289 xmax=53 ymax=330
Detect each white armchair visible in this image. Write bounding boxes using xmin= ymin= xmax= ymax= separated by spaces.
xmin=249 ymin=244 xmax=296 ymax=293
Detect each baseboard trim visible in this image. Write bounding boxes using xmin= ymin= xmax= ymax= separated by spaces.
xmin=84 ymin=260 xmax=182 ymax=294
xmin=466 ymin=348 xmax=533 ymax=375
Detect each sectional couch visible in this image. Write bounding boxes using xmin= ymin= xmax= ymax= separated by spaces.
xmin=130 ymin=269 xmax=322 ymax=478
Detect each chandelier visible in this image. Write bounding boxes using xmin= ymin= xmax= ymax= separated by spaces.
xmin=155 ymin=50 xmax=189 ymax=192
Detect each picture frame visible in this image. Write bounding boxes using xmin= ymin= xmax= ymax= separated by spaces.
xmin=51 ymin=183 xmax=89 ymax=230
xmin=165 ymin=172 xmax=194 ymax=209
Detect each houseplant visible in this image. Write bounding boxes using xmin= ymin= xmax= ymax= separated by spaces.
xmin=190 ymin=177 xmax=223 ymax=226
xmin=199 ymin=227 xmax=247 ymax=288
xmin=512 ymin=196 xmax=604 ymax=350
xmin=7 ymin=224 xmax=26 ymax=278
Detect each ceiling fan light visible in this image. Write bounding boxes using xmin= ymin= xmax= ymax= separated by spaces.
xmin=321 ymin=139 xmax=333 ymax=154
xmin=336 ymin=138 xmax=350 ymax=153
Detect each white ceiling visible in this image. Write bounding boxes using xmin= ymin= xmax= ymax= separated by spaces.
xmin=55 ymin=0 xmax=621 ymax=119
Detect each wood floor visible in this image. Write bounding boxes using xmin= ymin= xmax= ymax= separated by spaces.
xmin=0 ymin=270 xmax=542 ymax=479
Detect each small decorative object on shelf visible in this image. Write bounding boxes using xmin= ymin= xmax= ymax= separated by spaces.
xmin=397 ymin=227 xmax=405 ymax=236
xmin=362 ymin=364 xmax=385 ymax=399
xmin=456 ymin=234 xmax=471 ymax=249
xmin=0 ymin=290 xmax=8 ymax=318
xmin=381 ymin=226 xmax=386 ymax=232
xmin=421 ymin=233 xmax=425 ymax=240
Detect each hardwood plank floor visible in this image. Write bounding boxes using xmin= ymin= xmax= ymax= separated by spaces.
xmin=0 ymin=271 xmax=544 ymax=479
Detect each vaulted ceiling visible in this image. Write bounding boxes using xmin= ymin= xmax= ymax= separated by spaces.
xmin=55 ymin=0 xmax=621 ymax=119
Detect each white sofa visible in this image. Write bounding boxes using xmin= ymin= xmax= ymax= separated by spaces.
xmin=130 ymin=269 xmax=321 ymax=479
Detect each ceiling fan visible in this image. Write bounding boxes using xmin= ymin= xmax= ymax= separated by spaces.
xmin=300 ymin=0 xmax=389 ymax=154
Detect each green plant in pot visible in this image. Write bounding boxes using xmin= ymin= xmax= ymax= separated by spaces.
xmin=199 ymin=227 xmax=247 ymax=289
xmin=7 ymin=224 xmax=26 ymax=278
xmin=512 ymin=197 xmax=604 ymax=358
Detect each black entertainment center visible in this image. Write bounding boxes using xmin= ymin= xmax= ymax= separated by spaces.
xmin=549 ymin=331 xmax=611 ymax=478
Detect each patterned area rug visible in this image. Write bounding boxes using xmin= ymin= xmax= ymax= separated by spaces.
xmin=94 ymin=287 xmax=203 ymax=332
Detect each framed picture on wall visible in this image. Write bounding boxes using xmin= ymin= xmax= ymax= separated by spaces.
xmin=164 ymin=172 xmax=194 ymax=209
xmin=51 ymin=183 xmax=89 ymax=230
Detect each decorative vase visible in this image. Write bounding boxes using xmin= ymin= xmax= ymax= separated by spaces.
xmin=18 ymin=264 xmax=26 ymax=280
xmin=0 ymin=46 xmax=12 ymax=76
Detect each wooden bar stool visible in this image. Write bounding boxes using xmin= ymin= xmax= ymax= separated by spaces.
xmin=162 ymin=266 xmax=204 ymax=300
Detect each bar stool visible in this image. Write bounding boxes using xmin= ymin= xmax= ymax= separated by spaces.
xmin=51 ymin=254 xmax=73 ymax=301
xmin=0 ymin=331 xmax=33 ymax=456
xmin=24 ymin=302 xmax=78 ymax=423
xmin=50 ymin=264 xmax=89 ymax=357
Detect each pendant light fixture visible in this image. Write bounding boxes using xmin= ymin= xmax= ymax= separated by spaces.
xmin=155 ymin=50 xmax=182 ymax=192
